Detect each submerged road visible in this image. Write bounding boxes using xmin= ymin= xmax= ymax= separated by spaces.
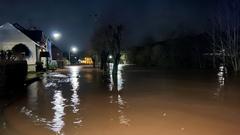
xmin=1 ymin=65 xmax=240 ymax=135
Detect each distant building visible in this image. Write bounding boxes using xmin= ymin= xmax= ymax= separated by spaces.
xmin=0 ymin=22 xmax=47 ymax=71
xmin=51 ymin=44 xmax=65 ymax=68
xmin=80 ymin=57 xmax=93 ymax=65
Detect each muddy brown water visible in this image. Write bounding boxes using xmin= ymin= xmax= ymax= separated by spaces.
xmin=1 ymin=65 xmax=240 ymax=135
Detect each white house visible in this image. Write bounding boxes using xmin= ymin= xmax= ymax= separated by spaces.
xmin=0 ymin=23 xmax=45 ymax=71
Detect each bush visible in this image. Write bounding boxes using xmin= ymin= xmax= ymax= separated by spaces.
xmin=0 ymin=61 xmax=27 ymax=95
xmin=48 ymin=60 xmax=58 ymax=70
xmin=36 ymin=62 xmax=44 ymax=72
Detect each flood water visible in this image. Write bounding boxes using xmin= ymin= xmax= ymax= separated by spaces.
xmin=1 ymin=65 xmax=240 ymax=135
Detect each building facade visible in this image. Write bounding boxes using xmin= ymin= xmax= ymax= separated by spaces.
xmin=0 ymin=23 xmax=46 ymax=71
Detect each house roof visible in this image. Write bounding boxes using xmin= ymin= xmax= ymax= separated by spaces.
xmin=13 ymin=23 xmax=45 ymax=44
xmin=0 ymin=22 xmax=42 ymax=47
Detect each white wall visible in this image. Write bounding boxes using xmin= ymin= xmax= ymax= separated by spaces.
xmin=1 ymin=42 xmax=37 ymax=65
xmin=0 ymin=23 xmax=40 ymax=71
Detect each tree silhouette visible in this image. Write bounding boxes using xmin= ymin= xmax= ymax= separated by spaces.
xmin=12 ymin=43 xmax=31 ymax=60
xmin=209 ymin=0 xmax=240 ymax=73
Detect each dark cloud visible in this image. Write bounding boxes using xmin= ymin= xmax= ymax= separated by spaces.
xmin=0 ymin=0 xmax=217 ymax=51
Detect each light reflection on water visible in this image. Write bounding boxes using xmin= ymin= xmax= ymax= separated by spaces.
xmin=68 ymin=66 xmax=81 ymax=78
xmin=109 ymin=94 xmax=130 ymax=126
xmin=214 ymin=65 xmax=226 ymax=97
xmin=49 ymin=90 xmax=66 ymax=134
xmin=117 ymin=94 xmax=130 ymax=125
xmin=44 ymin=72 xmax=70 ymax=88
xmin=108 ymin=64 xmax=124 ymax=91
xmin=4 ymin=65 xmax=240 ymax=135
xmin=69 ymin=67 xmax=81 ymax=123
xmin=27 ymin=83 xmax=38 ymax=111
xmin=21 ymin=64 xmax=232 ymax=133
xmin=68 ymin=66 xmax=84 ymax=127
xmin=108 ymin=64 xmax=130 ymax=125
xmin=23 ymin=66 xmax=83 ymax=134
xmin=70 ymin=67 xmax=80 ymax=111
xmin=71 ymin=88 xmax=80 ymax=114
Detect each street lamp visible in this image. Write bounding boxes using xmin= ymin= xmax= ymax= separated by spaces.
xmin=52 ymin=32 xmax=62 ymax=40
xmin=71 ymin=47 xmax=78 ymax=53
xmin=69 ymin=47 xmax=78 ymax=65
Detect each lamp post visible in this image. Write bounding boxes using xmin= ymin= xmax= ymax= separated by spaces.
xmin=69 ymin=47 xmax=78 ymax=65
xmin=41 ymin=31 xmax=61 ymax=70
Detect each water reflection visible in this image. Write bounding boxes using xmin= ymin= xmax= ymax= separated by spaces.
xmin=21 ymin=84 xmax=67 ymax=134
xmin=27 ymin=83 xmax=39 ymax=111
xmin=71 ymin=90 xmax=80 ymax=113
xmin=25 ymin=67 xmax=82 ymax=133
xmin=109 ymin=94 xmax=130 ymax=126
xmin=20 ymin=106 xmax=48 ymax=124
xmin=70 ymin=67 xmax=80 ymax=114
xmin=44 ymin=73 xmax=70 ymax=88
xmin=68 ymin=66 xmax=83 ymax=127
xmin=117 ymin=94 xmax=130 ymax=125
xmin=108 ymin=64 xmax=124 ymax=91
xmin=41 ymin=72 xmax=69 ymax=133
xmin=68 ymin=66 xmax=81 ymax=78
xmin=214 ymin=65 xmax=226 ymax=97
xmin=108 ymin=64 xmax=130 ymax=125
xmin=49 ymin=90 xmax=66 ymax=134
xmin=6 ymin=65 xmax=240 ymax=135
xmin=84 ymin=72 xmax=94 ymax=83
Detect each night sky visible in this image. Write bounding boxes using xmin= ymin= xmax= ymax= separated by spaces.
xmin=0 ymin=0 xmax=217 ymax=51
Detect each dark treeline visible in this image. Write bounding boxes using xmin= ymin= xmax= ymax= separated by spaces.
xmin=127 ymin=34 xmax=215 ymax=69
xmin=88 ymin=0 xmax=240 ymax=74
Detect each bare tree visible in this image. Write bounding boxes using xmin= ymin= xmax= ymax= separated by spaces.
xmin=90 ymin=25 xmax=110 ymax=71
xmin=90 ymin=24 xmax=123 ymax=75
xmin=210 ymin=0 xmax=240 ymax=73
xmin=109 ymin=25 xmax=123 ymax=75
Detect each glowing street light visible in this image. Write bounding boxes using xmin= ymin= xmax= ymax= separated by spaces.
xmin=52 ymin=32 xmax=62 ymax=40
xmin=69 ymin=46 xmax=78 ymax=65
xmin=71 ymin=47 xmax=78 ymax=53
